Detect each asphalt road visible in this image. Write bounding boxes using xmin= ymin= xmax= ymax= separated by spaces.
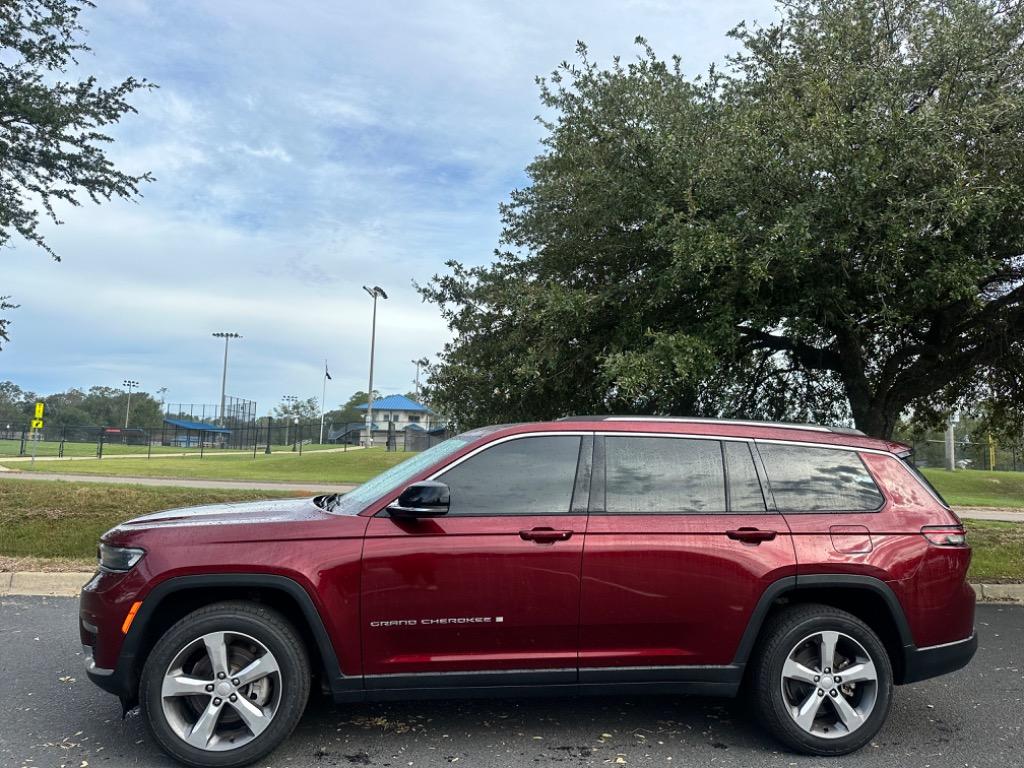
xmin=1 ymin=598 xmax=1021 ymax=768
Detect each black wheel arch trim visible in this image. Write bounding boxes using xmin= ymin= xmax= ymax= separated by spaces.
xmin=98 ymin=573 xmax=357 ymax=704
xmin=731 ymin=574 xmax=915 ymax=674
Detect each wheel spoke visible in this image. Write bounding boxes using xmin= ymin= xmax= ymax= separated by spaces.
xmin=234 ymin=653 xmax=279 ymax=687
xmin=228 ymin=696 xmax=271 ymax=737
xmin=186 ymin=699 xmax=222 ymax=748
xmin=202 ymin=632 xmax=230 ymax=677
xmin=162 ymin=673 xmax=212 ymax=698
xmin=782 ymin=657 xmax=819 ymax=685
xmin=819 ymin=631 xmax=840 ymax=672
xmin=831 ymin=692 xmax=865 ymax=732
xmin=839 ymin=660 xmax=877 ymax=684
xmin=793 ymin=689 xmax=825 ymax=732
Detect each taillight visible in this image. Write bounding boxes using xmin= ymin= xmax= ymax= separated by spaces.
xmin=921 ymin=525 xmax=967 ymax=547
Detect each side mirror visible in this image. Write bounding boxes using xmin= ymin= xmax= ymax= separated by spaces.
xmin=388 ymin=481 xmax=450 ymax=518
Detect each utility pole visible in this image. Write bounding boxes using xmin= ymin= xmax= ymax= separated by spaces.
xmin=945 ymin=414 xmax=956 ymax=471
xmin=212 ymin=332 xmax=241 ymax=425
xmin=123 ymin=379 xmax=139 ymax=429
xmin=363 ymin=286 xmax=388 ymax=447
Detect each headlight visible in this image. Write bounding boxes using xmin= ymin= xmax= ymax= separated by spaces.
xmin=98 ymin=543 xmax=146 ymax=572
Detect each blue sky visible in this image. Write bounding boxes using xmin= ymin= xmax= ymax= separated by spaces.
xmin=3 ymin=0 xmax=776 ymax=415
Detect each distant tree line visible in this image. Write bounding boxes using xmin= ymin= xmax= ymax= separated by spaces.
xmin=0 ymin=381 xmax=163 ymax=430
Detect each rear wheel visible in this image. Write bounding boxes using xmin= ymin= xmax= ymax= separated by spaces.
xmin=140 ymin=601 xmax=310 ymax=768
xmin=750 ymin=604 xmax=893 ymax=755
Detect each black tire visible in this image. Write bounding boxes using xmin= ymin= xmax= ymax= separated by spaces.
xmin=140 ymin=601 xmax=311 ymax=768
xmin=749 ymin=603 xmax=893 ymax=756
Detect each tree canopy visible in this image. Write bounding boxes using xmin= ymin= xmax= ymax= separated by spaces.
xmin=0 ymin=381 xmax=163 ymax=429
xmin=421 ymin=0 xmax=1024 ymax=438
xmin=0 ymin=0 xmax=153 ymax=347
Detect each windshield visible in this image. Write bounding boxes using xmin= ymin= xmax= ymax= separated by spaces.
xmin=329 ymin=437 xmax=470 ymax=515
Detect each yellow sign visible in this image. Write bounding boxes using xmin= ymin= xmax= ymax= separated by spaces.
xmin=34 ymin=402 xmax=44 ymax=419
xmin=31 ymin=419 xmax=44 ymax=430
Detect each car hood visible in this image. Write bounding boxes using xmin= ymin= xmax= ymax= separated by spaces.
xmin=110 ymin=496 xmax=333 ymax=532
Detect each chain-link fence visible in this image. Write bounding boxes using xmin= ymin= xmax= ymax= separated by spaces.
xmin=904 ymin=438 xmax=1024 ymax=472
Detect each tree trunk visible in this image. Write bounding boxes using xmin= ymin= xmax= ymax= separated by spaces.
xmin=844 ymin=378 xmax=900 ymax=440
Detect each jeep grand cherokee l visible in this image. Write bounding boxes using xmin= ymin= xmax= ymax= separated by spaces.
xmin=80 ymin=417 xmax=976 ymax=767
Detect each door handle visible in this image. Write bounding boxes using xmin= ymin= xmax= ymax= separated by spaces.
xmin=726 ymin=528 xmax=777 ymax=543
xmin=520 ymin=527 xmax=573 ymax=543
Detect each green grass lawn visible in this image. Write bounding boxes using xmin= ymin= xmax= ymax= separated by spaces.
xmin=1 ymin=446 xmax=410 ymax=484
xmin=965 ymin=520 xmax=1024 ymax=583
xmin=923 ymin=468 xmax=1024 ymax=508
xmin=0 ymin=479 xmax=301 ymax=565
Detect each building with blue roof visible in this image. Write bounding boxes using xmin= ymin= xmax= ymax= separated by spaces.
xmin=355 ymin=395 xmax=439 ymax=430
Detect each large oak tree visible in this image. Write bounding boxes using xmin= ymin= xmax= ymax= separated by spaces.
xmin=422 ymin=0 xmax=1024 ymax=438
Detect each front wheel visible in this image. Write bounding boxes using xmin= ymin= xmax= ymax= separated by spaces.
xmin=750 ymin=604 xmax=893 ymax=756
xmin=140 ymin=601 xmax=310 ymax=768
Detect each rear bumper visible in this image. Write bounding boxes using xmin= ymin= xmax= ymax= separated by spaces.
xmin=900 ymin=631 xmax=977 ymax=684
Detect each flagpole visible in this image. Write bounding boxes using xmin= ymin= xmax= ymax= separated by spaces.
xmin=319 ymin=359 xmax=328 ymax=444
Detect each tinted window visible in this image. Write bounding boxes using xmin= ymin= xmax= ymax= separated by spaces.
xmin=606 ymin=437 xmax=726 ymax=513
xmin=724 ymin=441 xmax=767 ymax=511
xmin=757 ymin=444 xmax=883 ymax=512
xmin=437 ymin=436 xmax=581 ymax=515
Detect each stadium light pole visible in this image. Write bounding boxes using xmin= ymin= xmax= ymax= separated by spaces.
xmin=362 ymin=286 xmax=388 ymax=448
xmin=411 ymin=357 xmax=429 ymax=401
xmin=122 ymin=379 xmax=139 ymax=429
xmin=282 ymin=394 xmax=298 ymax=447
xmin=212 ymin=332 xmax=241 ymax=426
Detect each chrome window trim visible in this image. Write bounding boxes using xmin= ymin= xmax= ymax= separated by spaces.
xmin=375 ymin=430 xmax=899 ymax=514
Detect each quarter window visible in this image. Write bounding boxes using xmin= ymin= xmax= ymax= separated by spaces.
xmin=757 ymin=444 xmax=884 ymax=512
xmin=436 ymin=435 xmax=582 ymax=515
xmin=605 ymin=436 xmax=726 ymax=513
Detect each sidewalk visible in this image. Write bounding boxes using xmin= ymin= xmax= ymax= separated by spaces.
xmin=957 ymin=507 xmax=1024 ymax=523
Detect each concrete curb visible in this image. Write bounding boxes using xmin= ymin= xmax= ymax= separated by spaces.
xmin=2 ymin=571 xmax=1023 ymax=602
xmin=0 ymin=571 xmax=91 ymax=596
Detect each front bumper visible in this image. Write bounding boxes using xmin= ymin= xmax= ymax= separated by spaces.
xmin=80 ymin=568 xmax=147 ymax=702
xmin=901 ymin=631 xmax=978 ymax=684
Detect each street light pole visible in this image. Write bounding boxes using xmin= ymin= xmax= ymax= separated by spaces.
xmin=122 ymin=379 xmax=139 ymax=429
xmin=363 ymin=286 xmax=388 ymax=448
xmin=212 ymin=332 xmax=241 ymax=426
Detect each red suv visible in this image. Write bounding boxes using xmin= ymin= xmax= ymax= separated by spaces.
xmin=80 ymin=417 xmax=976 ymax=767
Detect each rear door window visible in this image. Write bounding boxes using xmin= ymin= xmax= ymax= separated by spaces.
xmin=605 ymin=436 xmax=726 ymax=513
xmin=756 ymin=443 xmax=884 ymax=512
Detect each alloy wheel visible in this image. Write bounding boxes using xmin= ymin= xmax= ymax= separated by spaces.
xmin=160 ymin=630 xmax=282 ymax=751
xmin=779 ymin=630 xmax=879 ymax=739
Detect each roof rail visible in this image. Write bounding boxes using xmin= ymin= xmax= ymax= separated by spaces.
xmin=555 ymin=415 xmax=865 ymax=436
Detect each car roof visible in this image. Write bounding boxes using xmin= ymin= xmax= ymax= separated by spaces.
xmin=475 ymin=416 xmax=906 ymax=454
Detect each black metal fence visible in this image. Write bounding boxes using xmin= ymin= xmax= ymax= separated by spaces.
xmin=0 ymin=421 xmax=454 ymax=460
